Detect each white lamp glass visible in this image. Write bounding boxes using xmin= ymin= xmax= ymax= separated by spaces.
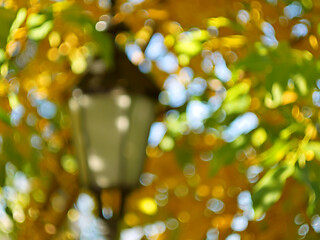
xmin=69 ymin=88 xmax=156 ymax=190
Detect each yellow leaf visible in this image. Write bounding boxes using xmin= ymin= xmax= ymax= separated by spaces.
xmin=282 ymin=91 xmax=298 ymax=105
xmin=208 ymin=17 xmax=231 ymax=28
xmin=221 ymin=35 xmax=247 ymax=48
xmin=251 ymin=128 xmax=267 ymax=147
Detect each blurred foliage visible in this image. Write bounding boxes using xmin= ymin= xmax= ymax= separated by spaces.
xmin=0 ymin=0 xmax=320 ymax=239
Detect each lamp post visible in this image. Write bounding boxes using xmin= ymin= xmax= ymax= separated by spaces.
xmin=69 ymin=31 xmax=159 ymax=239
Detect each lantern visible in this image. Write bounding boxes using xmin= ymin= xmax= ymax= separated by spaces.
xmin=69 ymin=44 xmax=159 ymax=192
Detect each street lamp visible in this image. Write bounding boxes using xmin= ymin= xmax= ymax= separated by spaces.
xmin=68 ymin=35 xmax=159 ymax=238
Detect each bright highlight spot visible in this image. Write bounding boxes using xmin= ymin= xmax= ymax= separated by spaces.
xmin=138 ymin=198 xmax=158 ymax=215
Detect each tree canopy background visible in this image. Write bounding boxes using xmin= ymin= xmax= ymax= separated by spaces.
xmin=0 ymin=0 xmax=320 ymax=239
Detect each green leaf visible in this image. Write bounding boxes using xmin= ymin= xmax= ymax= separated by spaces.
xmin=222 ymin=94 xmax=251 ymax=114
xmin=265 ymin=64 xmax=292 ymax=94
xmin=26 ymin=9 xmax=53 ymax=41
xmin=5 ymin=205 xmax=13 ymax=218
xmin=0 ymin=49 xmax=5 ymax=64
xmin=207 ymin=17 xmax=244 ymax=32
xmin=8 ymin=8 xmax=27 ymax=41
xmin=28 ymin=20 xmax=54 ymax=41
xmin=259 ymin=140 xmax=296 ymax=166
xmin=3 ymin=138 xmax=23 ymax=169
xmin=169 ymin=226 xmax=180 ymax=240
xmin=175 ymin=145 xmax=193 ymax=168
xmin=224 ymin=82 xmax=251 ymax=103
xmin=0 ymin=160 xmax=6 ymax=186
xmin=210 ymin=137 xmax=247 ymax=176
xmin=0 ymin=7 xmax=16 ymax=48
xmin=251 ymin=128 xmax=267 ymax=147
xmin=26 ymin=13 xmax=47 ymax=28
xmin=210 ymin=145 xmax=237 ymax=176
xmin=190 ymin=30 xmax=210 ymax=42
xmin=301 ymin=0 xmax=313 ymax=9
xmin=0 ymin=107 xmax=11 ymax=126
xmin=91 ymin=30 xmax=114 ymax=68
xmin=293 ymin=74 xmax=308 ymax=96
xmin=279 ymin=123 xmax=304 ymax=140
xmin=303 ymin=141 xmax=320 ymax=160
xmin=222 ymin=82 xmax=251 ymax=114
xmin=252 ymin=163 xmax=294 ymax=219
xmin=264 ymin=82 xmax=283 ymax=109
xmin=174 ymin=40 xmax=202 ymax=56
xmin=294 ymin=162 xmax=320 ymax=215
xmin=159 ymin=136 xmax=175 ymax=151
xmin=59 ymin=4 xmax=113 ymax=66
xmin=236 ymin=51 xmax=270 ymax=72
xmin=298 ymin=59 xmax=320 ymax=90
xmin=10 ymin=8 xmax=27 ymax=31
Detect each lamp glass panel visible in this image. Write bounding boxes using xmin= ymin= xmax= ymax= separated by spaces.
xmin=123 ymin=95 xmax=156 ymax=187
xmin=71 ymin=93 xmax=124 ymax=189
xmin=70 ymin=90 xmax=155 ymax=190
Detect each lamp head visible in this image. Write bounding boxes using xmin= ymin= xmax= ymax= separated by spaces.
xmin=69 ymin=32 xmax=159 ymax=191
